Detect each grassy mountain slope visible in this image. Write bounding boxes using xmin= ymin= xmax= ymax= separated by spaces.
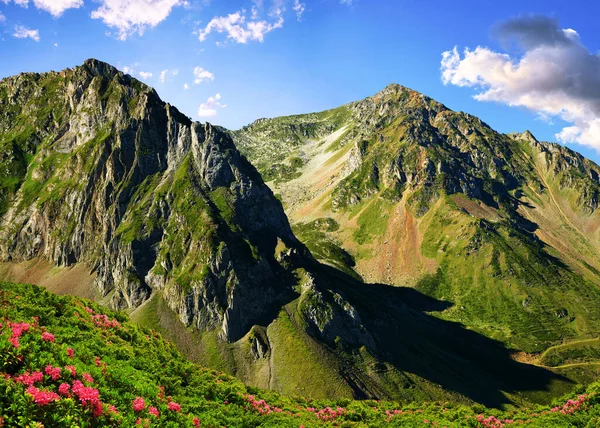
xmin=233 ymin=84 xmax=600 ymax=356
xmin=3 ymin=281 xmax=600 ymax=427
xmin=1 ymin=62 xmax=600 ymax=407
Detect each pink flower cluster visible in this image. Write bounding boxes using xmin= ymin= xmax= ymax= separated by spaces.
xmin=245 ymin=395 xmax=282 ymax=415
xmin=44 ymin=365 xmax=61 ymax=381
xmin=476 ymin=415 xmax=514 ymax=427
xmin=41 ymin=332 xmax=55 ymax=342
xmin=8 ymin=322 xmax=31 ymax=348
xmin=385 ymin=409 xmax=404 ymax=422
xmin=72 ymin=380 xmax=103 ymax=416
xmin=167 ymin=401 xmax=181 ymax=412
xmin=133 ymin=397 xmax=146 ymax=412
xmin=306 ymin=406 xmax=346 ymax=421
xmin=14 ymin=371 xmax=44 ymax=386
xmin=91 ymin=313 xmax=121 ymax=329
xmin=58 ymin=383 xmax=71 ymax=396
xmin=26 ymin=386 xmax=59 ymax=406
xmin=475 ymin=393 xmax=593 ymax=427
xmin=551 ymin=394 xmax=590 ymax=415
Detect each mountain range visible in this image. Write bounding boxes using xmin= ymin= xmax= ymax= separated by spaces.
xmin=2 ymin=59 xmax=600 ymax=408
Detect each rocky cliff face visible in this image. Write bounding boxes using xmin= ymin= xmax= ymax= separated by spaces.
xmin=0 ymin=59 xmax=307 ymax=342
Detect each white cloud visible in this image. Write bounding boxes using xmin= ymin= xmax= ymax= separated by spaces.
xmin=441 ymin=16 xmax=600 ymax=151
xmin=198 ymin=8 xmax=284 ymax=44
xmin=0 ymin=12 xmax=5 ymax=23
xmin=340 ymin=0 xmax=354 ymax=5
xmin=160 ymin=69 xmax=169 ymax=83
xmin=91 ymin=0 xmax=184 ymax=40
xmin=159 ymin=68 xmax=178 ymax=83
xmin=53 ymin=42 xmax=58 ymax=47
xmin=184 ymin=83 xmax=190 ymax=90
xmin=193 ymin=66 xmax=214 ymax=84
xmin=198 ymin=93 xmax=226 ymax=117
xmin=293 ymin=0 xmax=304 ymax=21
xmin=33 ymin=0 xmax=82 ymax=16
xmin=138 ymin=71 xmax=153 ymax=79
xmin=2 ymin=0 xmax=82 ymax=16
xmin=13 ymin=25 xmax=40 ymax=41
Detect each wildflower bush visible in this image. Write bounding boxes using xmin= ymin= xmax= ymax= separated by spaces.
xmin=1 ymin=282 xmax=600 ymax=427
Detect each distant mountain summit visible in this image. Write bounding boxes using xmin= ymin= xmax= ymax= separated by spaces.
xmin=234 ymin=82 xmax=600 ymax=352
xmin=2 ymin=61 xmax=600 ymax=405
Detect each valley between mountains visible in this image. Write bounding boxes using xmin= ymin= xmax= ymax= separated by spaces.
xmin=2 ymin=59 xmax=600 ymax=412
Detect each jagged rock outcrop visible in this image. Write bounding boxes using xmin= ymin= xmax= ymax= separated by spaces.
xmin=0 ymin=59 xmax=306 ymax=342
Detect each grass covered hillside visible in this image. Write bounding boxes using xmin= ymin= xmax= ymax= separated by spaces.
xmin=2 ymin=281 xmax=600 ymax=427
xmin=233 ymin=85 xmax=600 ymax=356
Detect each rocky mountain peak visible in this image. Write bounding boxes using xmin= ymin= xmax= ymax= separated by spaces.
xmin=0 ymin=59 xmax=309 ymax=343
xmin=80 ymin=58 xmax=121 ymax=79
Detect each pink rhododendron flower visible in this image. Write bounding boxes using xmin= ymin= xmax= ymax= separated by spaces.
xmin=67 ymin=347 xmax=74 ymax=358
xmin=167 ymin=401 xmax=181 ymax=412
xmin=58 ymin=383 xmax=71 ymax=396
xmin=41 ymin=332 xmax=55 ymax=342
xmin=26 ymin=386 xmax=60 ymax=406
xmin=65 ymin=365 xmax=76 ymax=377
xmin=132 ymin=397 xmax=146 ymax=412
xmin=82 ymin=373 xmax=94 ymax=383
xmin=72 ymin=380 xmax=100 ymax=405
xmin=15 ymin=371 xmax=44 ymax=386
xmin=193 ymin=417 xmax=200 ymax=427
xmin=148 ymin=406 xmax=159 ymax=417
xmin=44 ymin=365 xmax=61 ymax=381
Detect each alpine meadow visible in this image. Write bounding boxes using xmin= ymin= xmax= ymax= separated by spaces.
xmin=1 ymin=1 xmax=600 ymax=427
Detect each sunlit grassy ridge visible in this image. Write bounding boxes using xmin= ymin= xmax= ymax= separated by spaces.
xmin=2 ymin=282 xmax=600 ymax=427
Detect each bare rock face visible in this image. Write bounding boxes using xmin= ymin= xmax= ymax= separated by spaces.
xmin=0 ymin=59 xmax=306 ymax=342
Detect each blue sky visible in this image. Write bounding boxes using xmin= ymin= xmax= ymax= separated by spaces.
xmin=1 ymin=0 xmax=599 ymax=163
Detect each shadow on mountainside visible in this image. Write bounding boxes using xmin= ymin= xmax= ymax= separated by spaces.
xmin=318 ymin=264 xmax=571 ymax=408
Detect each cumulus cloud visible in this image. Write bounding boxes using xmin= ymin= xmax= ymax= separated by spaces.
xmin=293 ymin=0 xmax=305 ymax=21
xmin=198 ymin=8 xmax=283 ymax=44
xmin=340 ymin=0 xmax=354 ymax=6
xmin=198 ymin=93 xmax=226 ymax=117
xmin=183 ymin=83 xmax=190 ymax=90
xmin=138 ymin=71 xmax=153 ymax=79
xmin=2 ymin=0 xmax=82 ymax=16
xmin=441 ymin=16 xmax=600 ymax=151
xmin=91 ymin=0 xmax=184 ymax=40
xmin=13 ymin=25 xmax=40 ymax=41
xmin=0 ymin=12 xmax=5 ymax=22
xmin=193 ymin=66 xmax=214 ymax=84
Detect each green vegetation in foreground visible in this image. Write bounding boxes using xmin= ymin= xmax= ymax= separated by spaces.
xmin=3 ymin=282 xmax=600 ymax=427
